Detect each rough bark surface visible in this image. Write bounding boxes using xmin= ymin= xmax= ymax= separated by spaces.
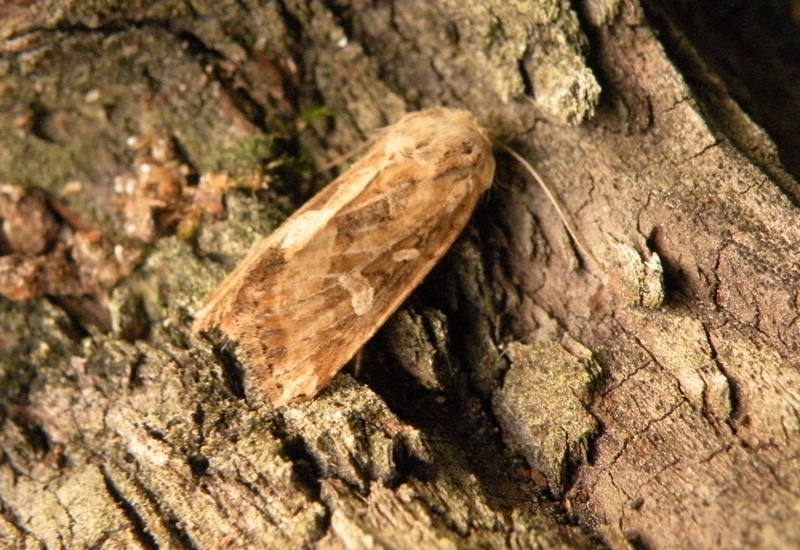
xmin=1 ymin=1 xmax=799 ymax=549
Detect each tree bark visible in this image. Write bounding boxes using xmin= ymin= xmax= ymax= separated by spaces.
xmin=1 ymin=1 xmax=799 ymax=549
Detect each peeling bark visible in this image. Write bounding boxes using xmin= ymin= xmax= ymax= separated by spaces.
xmin=2 ymin=1 xmax=799 ymax=549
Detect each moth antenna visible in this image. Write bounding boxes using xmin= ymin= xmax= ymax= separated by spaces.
xmin=499 ymin=143 xmax=597 ymax=268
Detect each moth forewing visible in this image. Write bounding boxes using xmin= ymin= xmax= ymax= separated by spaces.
xmin=193 ymin=108 xmax=495 ymax=407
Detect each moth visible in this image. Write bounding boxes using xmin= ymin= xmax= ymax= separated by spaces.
xmin=193 ymin=107 xmax=495 ymax=406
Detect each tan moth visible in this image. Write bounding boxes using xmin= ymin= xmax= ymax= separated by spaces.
xmin=193 ymin=108 xmax=495 ymax=406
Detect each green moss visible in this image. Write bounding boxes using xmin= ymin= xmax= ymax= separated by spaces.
xmin=204 ymin=133 xmax=276 ymax=179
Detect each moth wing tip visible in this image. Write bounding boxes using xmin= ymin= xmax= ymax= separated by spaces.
xmin=257 ymin=369 xmax=321 ymax=408
xmin=190 ymin=312 xmax=213 ymax=337
xmin=191 ymin=299 xmax=229 ymax=336
xmin=261 ymin=382 xmax=301 ymax=409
